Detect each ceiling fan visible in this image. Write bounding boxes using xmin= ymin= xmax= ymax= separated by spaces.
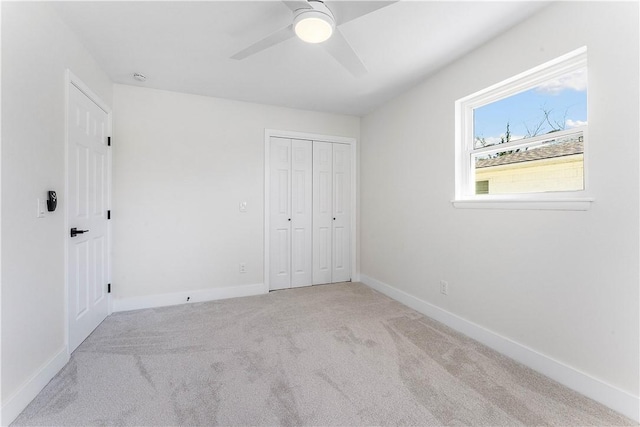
xmin=231 ymin=0 xmax=396 ymax=77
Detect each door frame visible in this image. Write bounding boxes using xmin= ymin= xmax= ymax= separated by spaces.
xmin=64 ymin=70 xmax=113 ymax=355
xmin=264 ymin=129 xmax=358 ymax=292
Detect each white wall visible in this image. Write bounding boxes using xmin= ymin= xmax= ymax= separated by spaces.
xmin=1 ymin=1 xmax=112 ymax=421
xmin=112 ymin=85 xmax=359 ymax=304
xmin=361 ymin=0 xmax=638 ymax=415
xmin=3 ymin=0 xmax=637 ymax=423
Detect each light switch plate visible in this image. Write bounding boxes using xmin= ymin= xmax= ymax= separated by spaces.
xmin=239 ymin=202 xmax=247 ymax=212
xmin=37 ymin=199 xmax=45 ymax=218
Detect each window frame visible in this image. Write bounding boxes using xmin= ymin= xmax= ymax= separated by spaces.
xmin=454 ymin=47 xmax=593 ymax=211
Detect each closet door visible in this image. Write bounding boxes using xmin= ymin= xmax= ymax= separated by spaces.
xmin=270 ymin=137 xmax=351 ymax=290
xmin=269 ymin=138 xmax=312 ymax=290
xmin=290 ymin=139 xmax=313 ymax=287
xmin=332 ymin=143 xmax=351 ymax=282
xmin=269 ymin=137 xmax=292 ymax=290
xmin=313 ymin=141 xmax=333 ymax=285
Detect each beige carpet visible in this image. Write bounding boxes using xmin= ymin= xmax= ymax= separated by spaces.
xmin=13 ymin=282 xmax=634 ymax=426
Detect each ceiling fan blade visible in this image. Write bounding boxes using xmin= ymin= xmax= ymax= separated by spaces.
xmin=326 ymin=1 xmax=397 ymax=26
xmin=323 ymin=28 xmax=367 ymax=78
xmin=231 ymin=24 xmax=294 ymax=60
xmin=281 ymin=0 xmax=312 ymax=13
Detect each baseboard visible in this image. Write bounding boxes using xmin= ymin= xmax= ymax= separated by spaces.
xmin=360 ymin=274 xmax=640 ymax=422
xmin=1 ymin=346 xmax=69 ymax=426
xmin=112 ymin=283 xmax=267 ymax=312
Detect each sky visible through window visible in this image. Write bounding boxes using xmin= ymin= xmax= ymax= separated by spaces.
xmin=474 ymin=68 xmax=587 ymax=148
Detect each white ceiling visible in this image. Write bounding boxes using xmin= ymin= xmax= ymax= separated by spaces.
xmin=52 ymin=1 xmax=549 ymax=116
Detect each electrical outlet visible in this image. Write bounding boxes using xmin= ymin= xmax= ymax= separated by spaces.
xmin=239 ymin=202 xmax=247 ymax=212
xmin=239 ymin=263 xmax=246 ymax=274
xmin=440 ymin=280 xmax=449 ymax=295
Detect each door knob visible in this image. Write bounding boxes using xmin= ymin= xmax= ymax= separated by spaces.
xmin=70 ymin=227 xmax=89 ymax=237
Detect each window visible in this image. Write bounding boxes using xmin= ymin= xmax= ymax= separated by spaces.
xmin=455 ymin=47 xmax=592 ymax=210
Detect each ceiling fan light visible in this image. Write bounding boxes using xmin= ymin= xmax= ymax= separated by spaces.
xmin=294 ymin=12 xmax=334 ymax=44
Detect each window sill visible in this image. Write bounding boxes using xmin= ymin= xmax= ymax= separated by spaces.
xmin=452 ymin=198 xmax=594 ymax=211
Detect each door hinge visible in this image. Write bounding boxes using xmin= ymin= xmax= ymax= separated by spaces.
xmin=107 ymin=210 xmax=111 ymax=220
xmin=107 ymin=136 xmax=111 ymax=147
xmin=107 ymin=283 xmax=111 ymax=293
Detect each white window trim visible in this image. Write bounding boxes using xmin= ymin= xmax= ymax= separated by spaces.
xmin=454 ymin=46 xmax=593 ymax=211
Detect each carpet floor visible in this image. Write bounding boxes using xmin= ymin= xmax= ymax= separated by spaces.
xmin=13 ymin=282 xmax=634 ymax=426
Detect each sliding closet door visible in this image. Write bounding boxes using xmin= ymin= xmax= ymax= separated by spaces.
xmin=290 ymin=139 xmax=313 ymax=288
xmin=269 ymin=137 xmax=292 ymax=290
xmin=313 ymin=141 xmax=333 ymax=285
xmin=332 ymin=143 xmax=351 ymax=282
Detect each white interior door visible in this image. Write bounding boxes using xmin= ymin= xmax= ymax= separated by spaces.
xmin=68 ymin=83 xmax=109 ymax=353
xmin=269 ymin=138 xmax=313 ymax=290
xmin=267 ymin=134 xmax=353 ymax=290
xmin=290 ymin=139 xmax=313 ymax=288
xmin=332 ymin=143 xmax=351 ymax=282
xmin=269 ymin=137 xmax=292 ymax=290
xmin=313 ymin=141 xmax=333 ymax=285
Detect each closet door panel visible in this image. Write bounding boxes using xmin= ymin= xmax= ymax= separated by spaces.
xmin=313 ymin=141 xmax=333 ymax=285
xmin=270 ymin=137 xmax=352 ymax=290
xmin=269 ymin=137 xmax=291 ymax=290
xmin=290 ymin=139 xmax=312 ymax=288
xmin=332 ymin=143 xmax=351 ymax=282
